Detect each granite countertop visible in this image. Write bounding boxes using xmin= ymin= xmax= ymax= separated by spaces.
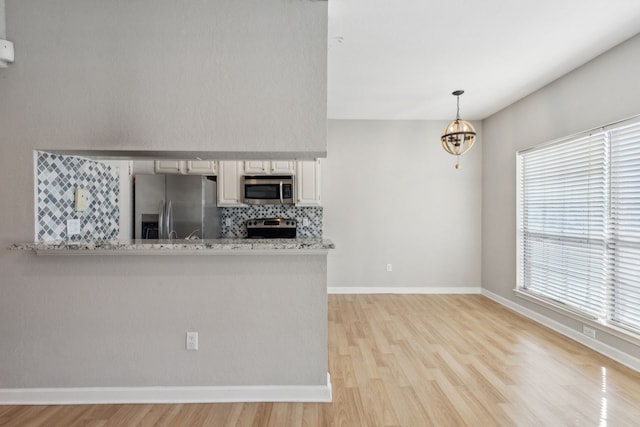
xmin=9 ymin=238 xmax=335 ymax=256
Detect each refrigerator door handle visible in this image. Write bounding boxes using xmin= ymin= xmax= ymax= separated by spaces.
xmin=166 ymin=200 xmax=173 ymax=239
xmin=158 ymin=200 xmax=165 ymax=239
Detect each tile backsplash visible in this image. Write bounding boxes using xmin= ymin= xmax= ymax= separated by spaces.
xmin=36 ymin=151 xmax=119 ymax=242
xmin=221 ymin=206 xmax=323 ymax=238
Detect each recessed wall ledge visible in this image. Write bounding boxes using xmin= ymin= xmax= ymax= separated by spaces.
xmin=44 ymin=150 xmax=327 ymax=161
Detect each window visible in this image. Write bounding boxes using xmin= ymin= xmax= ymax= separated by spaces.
xmin=517 ymin=119 xmax=640 ymax=338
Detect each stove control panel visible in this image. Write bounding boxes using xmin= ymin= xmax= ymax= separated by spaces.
xmin=246 ymin=218 xmax=297 ymax=228
xmin=246 ymin=218 xmax=297 ymax=238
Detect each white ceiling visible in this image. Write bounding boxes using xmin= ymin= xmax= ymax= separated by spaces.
xmin=327 ymin=0 xmax=640 ymax=120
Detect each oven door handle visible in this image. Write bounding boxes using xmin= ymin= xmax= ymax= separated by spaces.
xmin=279 ymin=181 xmax=283 ymax=203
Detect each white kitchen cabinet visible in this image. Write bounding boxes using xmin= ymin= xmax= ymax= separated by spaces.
xmin=271 ymin=161 xmax=295 ymax=174
xmin=186 ymin=160 xmax=217 ymax=175
xmin=154 ymin=160 xmax=185 ymax=174
xmin=218 ymin=160 xmax=319 ymax=207
xmin=154 ymin=160 xmax=217 ymax=175
xmin=243 ymin=161 xmax=295 ymax=175
xmin=243 ymin=161 xmax=269 ymax=174
xmin=217 ymin=161 xmax=245 ymax=206
xmin=296 ymin=160 xmax=321 ymax=206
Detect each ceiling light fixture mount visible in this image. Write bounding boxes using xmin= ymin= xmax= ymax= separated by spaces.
xmin=441 ymin=90 xmax=477 ymax=169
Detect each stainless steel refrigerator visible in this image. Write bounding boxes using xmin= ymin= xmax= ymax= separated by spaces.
xmin=134 ymin=174 xmax=221 ymax=240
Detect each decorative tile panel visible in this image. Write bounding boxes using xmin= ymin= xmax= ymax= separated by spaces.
xmin=36 ymin=152 xmax=119 ymax=242
xmin=221 ymin=206 xmax=323 ymax=238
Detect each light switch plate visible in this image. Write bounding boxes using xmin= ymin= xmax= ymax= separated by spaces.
xmin=67 ymin=218 xmax=81 ymax=236
xmin=0 ymin=40 xmax=14 ymax=64
xmin=75 ymin=188 xmax=89 ymax=211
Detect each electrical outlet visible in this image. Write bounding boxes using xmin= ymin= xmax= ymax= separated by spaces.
xmin=583 ymin=325 xmax=596 ymax=339
xmin=67 ymin=218 xmax=81 ymax=236
xmin=186 ymin=331 xmax=199 ymax=350
xmin=303 ymin=218 xmax=310 ymax=227
xmin=386 ymin=263 xmax=392 ymax=272
xmin=225 ymin=218 xmax=231 ymax=227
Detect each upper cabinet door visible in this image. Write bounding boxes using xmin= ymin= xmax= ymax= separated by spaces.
xmin=271 ymin=161 xmax=295 ymax=175
xmin=154 ymin=160 xmax=185 ymax=174
xmin=186 ymin=160 xmax=217 ymax=175
xmin=244 ymin=161 xmax=295 ymax=175
xmin=217 ymin=161 xmax=245 ymax=206
xmin=296 ymin=160 xmax=321 ymax=206
xmin=243 ymin=161 xmax=269 ymax=175
xmin=154 ymin=160 xmax=217 ymax=175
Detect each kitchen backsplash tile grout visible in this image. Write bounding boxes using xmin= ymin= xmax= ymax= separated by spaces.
xmin=36 ymin=151 xmax=119 ymax=242
xmin=221 ymin=206 xmax=323 ymax=238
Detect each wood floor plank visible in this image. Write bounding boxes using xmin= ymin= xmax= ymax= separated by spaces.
xmin=366 ymin=378 xmax=400 ymax=426
xmin=139 ymin=403 xmax=183 ymax=426
xmin=3 ymin=295 xmax=640 ymax=426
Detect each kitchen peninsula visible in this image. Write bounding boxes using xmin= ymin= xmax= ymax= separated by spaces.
xmin=2 ymin=148 xmax=334 ymax=406
xmin=6 ymin=236 xmax=334 ymax=404
xmin=0 ymin=148 xmax=335 ymax=405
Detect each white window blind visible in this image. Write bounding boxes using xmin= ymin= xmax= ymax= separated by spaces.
xmin=517 ymin=119 xmax=640 ymax=337
xmin=609 ymin=122 xmax=640 ymax=333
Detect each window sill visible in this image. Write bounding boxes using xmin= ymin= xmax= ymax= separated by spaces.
xmin=514 ymin=288 xmax=640 ymax=347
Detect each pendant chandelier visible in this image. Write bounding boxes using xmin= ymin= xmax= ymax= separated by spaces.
xmin=441 ymin=90 xmax=477 ymax=169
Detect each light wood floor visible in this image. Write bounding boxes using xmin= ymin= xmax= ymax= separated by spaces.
xmin=2 ymin=294 xmax=640 ymax=426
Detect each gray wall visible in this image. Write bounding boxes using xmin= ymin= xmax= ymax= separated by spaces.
xmin=0 ymin=0 xmax=328 ymax=390
xmin=1 ymin=0 xmax=327 ymax=155
xmin=325 ymin=120 xmax=482 ymax=289
xmin=0 ymin=0 xmax=5 ymax=38
xmin=482 ymin=33 xmax=640 ymax=359
xmin=1 ymin=254 xmax=328 ymax=388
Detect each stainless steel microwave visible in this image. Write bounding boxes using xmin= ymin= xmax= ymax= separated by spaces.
xmin=242 ymin=175 xmax=295 ymax=205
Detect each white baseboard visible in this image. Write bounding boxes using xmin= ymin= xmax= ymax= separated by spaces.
xmin=328 ymin=286 xmax=481 ymax=295
xmin=0 ymin=373 xmax=332 ymax=405
xmin=481 ymin=289 xmax=640 ymax=373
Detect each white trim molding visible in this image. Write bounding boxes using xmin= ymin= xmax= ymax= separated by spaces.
xmin=0 ymin=373 xmax=332 ymax=405
xmin=481 ymin=289 xmax=640 ymax=373
xmin=328 ymin=286 xmax=481 ymax=295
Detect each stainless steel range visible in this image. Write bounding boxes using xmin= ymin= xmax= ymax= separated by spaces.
xmin=246 ymin=218 xmax=297 ymax=239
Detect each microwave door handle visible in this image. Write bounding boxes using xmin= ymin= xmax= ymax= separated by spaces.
xmin=280 ymin=181 xmax=283 ymax=203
